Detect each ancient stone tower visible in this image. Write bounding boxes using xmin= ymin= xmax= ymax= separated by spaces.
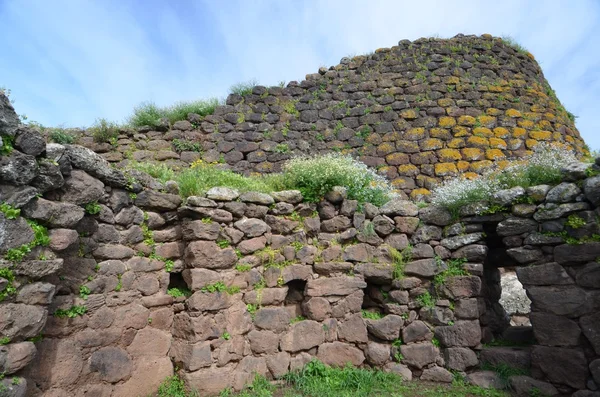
xmin=73 ymin=34 xmax=586 ymax=200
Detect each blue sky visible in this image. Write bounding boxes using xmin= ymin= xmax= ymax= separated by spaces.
xmin=1 ymin=0 xmax=599 ymax=149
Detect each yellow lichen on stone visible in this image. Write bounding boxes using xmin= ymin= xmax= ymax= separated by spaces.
xmin=529 ymin=130 xmax=552 ymax=141
xmin=457 ymin=161 xmax=470 ymax=171
xmin=486 ymin=108 xmax=502 ymax=116
xmin=377 ymin=142 xmax=396 ymax=155
xmin=439 ymin=117 xmax=457 ymax=128
xmin=391 ymin=178 xmax=413 ymax=189
xmin=508 ymin=139 xmax=524 ymax=150
xmin=506 ymin=109 xmax=522 ymax=118
xmin=461 ymin=147 xmax=485 ymax=161
xmin=458 ymin=115 xmax=476 ymax=126
xmin=493 ymin=127 xmax=509 ymax=138
xmin=488 ymin=85 xmax=503 ymax=93
xmin=470 ymin=160 xmax=493 ymax=173
xmin=544 ymin=112 xmax=556 ymax=121
xmin=525 ymin=139 xmax=540 ymax=149
xmin=509 ymin=79 xmax=527 ymax=88
xmin=496 ymin=160 xmax=511 ymax=170
xmin=397 ymin=140 xmax=420 ymax=152
xmin=489 ymin=137 xmax=507 ymax=149
xmin=444 ymin=76 xmax=460 ymax=85
xmin=434 ymin=162 xmax=458 ymax=176
xmin=437 ymin=148 xmax=462 ymax=161
xmin=365 ymin=134 xmax=381 ymax=145
xmin=430 ymin=128 xmax=452 ymax=140
xmin=473 ymin=127 xmax=493 ymax=137
xmin=478 ymin=115 xmax=496 ymax=128
xmin=512 ymin=127 xmax=527 ymax=138
xmin=517 ymin=119 xmax=535 ymax=128
xmin=537 ymin=120 xmax=552 ymax=130
xmin=485 ymin=149 xmax=506 ymax=160
xmin=565 ymin=135 xmax=575 ymax=143
xmin=531 ymin=104 xmax=545 ymax=113
xmin=453 ymin=126 xmax=470 ymax=137
xmin=467 ymin=136 xmax=489 ymax=148
xmin=463 ymin=172 xmax=479 ymax=180
xmin=401 ymin=109 xmax=417 ymax=120
xmin=438 ymin=98 xmax=454 ymax=107
xmin=386 ymin=152 xmax=409 ymax=165
xmin=420 ymin=138 xmax=443 ymax=151
xmin=410 ymin=188 xmax=431 ymax=200
xmin=405 ymin=128 xmax=426 ymax=141
xmin=448 ymin=138 xmax=465 ymax=148
xmin=397 ymin=164 xmax=419 ymax=176
xmin=552 ymin=132 xmax=562 ymax=141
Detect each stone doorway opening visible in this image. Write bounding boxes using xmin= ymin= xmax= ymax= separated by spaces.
xmin=480 ymin=221 xmax=534 ymax=346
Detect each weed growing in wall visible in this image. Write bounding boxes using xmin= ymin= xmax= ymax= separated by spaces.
xmin=282 ymin=153 xmax=394 ymax=205
xmin=127 ymin=98 xmax=222 ymax=128
xmin=431 ymin=144 xmax=579 ymax=215
xmin=90 ymin=118 xmax=120 ymax=144
xmin=126 ymin=161 xmax=176 ymax=183
xmin=48 ymin=128 xmax=75 ymax=144
xmin=229 ymin=79 xmax=258 ymax=97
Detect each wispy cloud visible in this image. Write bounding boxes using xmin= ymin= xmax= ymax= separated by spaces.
xmin=1 ymin=0 xmax=598 ymax=149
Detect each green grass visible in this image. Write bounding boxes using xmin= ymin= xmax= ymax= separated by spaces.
xmin=167 ymin=287 xmax=192 ymax=298
xmin=280 ymin=360 xmax=508 ymax=397
xmin=126 ymin=161 xmax=177 ymax=183
xmin=158 ymin=374 xmax=197 ymax=397
xmin=127 ymin=98 xmax=222 ymax=128
xmin=361 ymin=310 xmax=384 ymax=320
xmin=229 ymin=79 xmax=258 ymax=97
xmin=500 ymin=36 xmax=529 ymax=54
xmin=176 ymin=163 xmax=284 ymax=198
xmin=480 ymin=362 xmax=529 ymax=385
xmin=49 ymin=128 xmax=75 ymax=144
xmin=89 ymin=118 xmax=120 ymax=144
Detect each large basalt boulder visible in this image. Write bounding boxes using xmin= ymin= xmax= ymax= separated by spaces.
xmin=0 ymin=214 xmax=34 ymax=254
xmin=305 ymin=276 xmax=366 ymax=297
xmin=400 ymin=342 xmax=438 ymax=369
xmin=32 ymin=160 xmax=64 ymax=193
xmin=59 ymin=169 xmax=104 ymax=204
xmin=0 ymin=342 xmax=37 ymax=375
xmin=14 ymin=126 xmax=45 ymax=156
xmin=0 ymin=150 xmax=38 ymax=185
xmin=185 ymin=241 xmax=238 ymax=269
xmin=134 ymin=190 xmax=181 ymax=211
xmin=317 ymin=342 xmax=365 ymax=367
xmin=65 ymin=144 xmax=128 ymax=188
xmin=0 ymin=303 xmax=47 ymax=340
xmin=0 ymin=93 xmax=19 ymax=136
xmin=89 ymin=346 xmax=133 ymax=383
xmin=366 ymin=315 xmax=404 ymax=341
xmin=22 ymin=197 xmax=85 ymax=228
xmin=434 ymin=320 xmax=481 ymax=347
xmin=280 ymin=320 xmax=324 ymax=352
xmin=531 ymin=346 xmax=588 ymax=389
xmin=529 ymin=313 xmax=581 ymax=347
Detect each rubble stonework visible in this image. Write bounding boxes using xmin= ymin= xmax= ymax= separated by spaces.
xmin=0 ymin=40 xmax=598 ymax=397
xmin=58 ymin=35 xmax=584 ymax=201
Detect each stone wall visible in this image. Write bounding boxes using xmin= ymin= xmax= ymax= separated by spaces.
xmin=66 ymin=34 xmax=585 ymax=200
xmin=1 ymin=38 xmax=599 ymax=396
xmin=2 ymin=120 xmax=600 ymax=396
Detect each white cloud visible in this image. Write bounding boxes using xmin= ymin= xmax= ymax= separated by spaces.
xmin=1 ymin=0 xmax=598 ymax=149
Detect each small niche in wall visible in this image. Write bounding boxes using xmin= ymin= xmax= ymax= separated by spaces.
xmin=168 ymin=271 xmax=188 ymax=292
xmin=284 ymin=279 xmax=307 ymax=305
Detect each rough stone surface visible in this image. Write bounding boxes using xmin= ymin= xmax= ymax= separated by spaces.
xmin=317 ymin=342 xmax=365 ymax=367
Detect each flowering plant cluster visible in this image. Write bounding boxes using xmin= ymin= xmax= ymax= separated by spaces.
xmin=283 ymin=153 xmax=394 ymax=205
xmin=431 ymin=143 xmax=580 ymax=214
